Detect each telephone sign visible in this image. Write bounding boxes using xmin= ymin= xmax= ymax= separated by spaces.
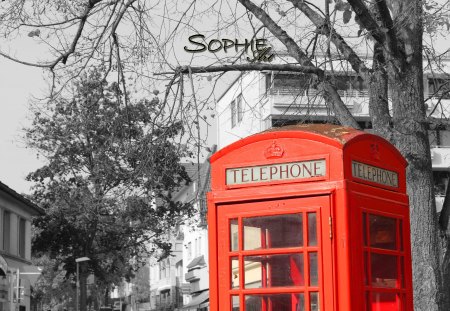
xmin=226 ymin=159 xmax=326 ymax=185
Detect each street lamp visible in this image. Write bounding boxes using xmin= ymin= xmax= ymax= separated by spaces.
xmin=76 ymin=257 xmax=90 ymax=311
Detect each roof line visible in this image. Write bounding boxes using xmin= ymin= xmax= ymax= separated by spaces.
xmin=216 ymin=73 xmax=244 ymax=103
xmin=0 ymin=181 xmax=45 ymax=215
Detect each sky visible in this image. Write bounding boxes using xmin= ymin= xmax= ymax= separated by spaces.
xmin=0 ymin=55 xmax=46 ymax=194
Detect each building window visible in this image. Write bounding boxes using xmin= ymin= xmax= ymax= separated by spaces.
xmin=187 ymin=242 xmax=192 ymax=260
xmin=195 ymin=238 xmax=199 ymax=257
xmin=237 ymin=94 xmax=243 ymax=123
xmin=160 ymin=261 xmax=166 ymax=280
xmin=231 ymin=100 xmax=236 ymax=128
xmin=429 ymin=78 xmax=450 ymax=99
xmin=434 ymin=171 xmax=449 ymax=196
xmin=19 ymin=218 xmax=26 ymax=257
xmin=2 ymin=211 xmax=10 ymax=252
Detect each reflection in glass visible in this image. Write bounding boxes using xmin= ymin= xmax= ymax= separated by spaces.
xmin=399 ymin=220 xmax=403 ymax=251
xmin=297 ymin=293 xmax=305 ymax=311
xmin=310 ymin=292 xmax=320 ymax=311
xmin=309 ymin=252 xmax=318 ymax=286
xmin=244 ymin=254 xmax=304 ymax=288
xmin=231 ymin=257 xmax=239 ymax=289
xmin=230 ymin=219 xmax=238 ymax=251
xmin=370 ymin=292 xmax=398 ymax=309
xmin=369 ymin=215 xmax=397 ymax=250
xmin=363 ymin=252 xmax=368 ymax=285
xmin=308 ymin=213 xmax=317 ymax=246
xmin=371 ymin=253 xmax=398 ymax=288
xmin=245 ymin=294 xmax=304 ymax=311
xmin=400 ymin=258 xmax=405 ymax=287
xmin=243 ymin=214 xmax=303 ymax=250
xmin=365 ymin=292 xmax=370 ymax=311
xmin=231 ymin=295 xmax=239 ymax=311
xmin=362 ymin=212 xmax=367 ymax=246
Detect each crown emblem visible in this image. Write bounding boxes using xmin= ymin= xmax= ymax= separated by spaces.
xmin=370 ymin=143 xmax=380 ymax=160
xmin=264 ymin=141 xmax=284 ymax=159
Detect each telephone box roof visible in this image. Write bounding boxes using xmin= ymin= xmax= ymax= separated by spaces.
xmin=210 ymin=123 xmax=406 ymax=166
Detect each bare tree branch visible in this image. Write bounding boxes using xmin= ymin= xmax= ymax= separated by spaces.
xmin=167 ymin=63 xmax=325 ymax=75
xmin=346 ymin=0 xmax=386 ymax=45
xmin=237 ymin=0 xmax=360 ymax=129
xmin=289 ymin=0 xmax=369 ymax=76
xmin=374 ymin=0 xmax=399 ymax=58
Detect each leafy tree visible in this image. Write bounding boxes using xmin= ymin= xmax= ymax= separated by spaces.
xmin=27 ymin=67 xmax=193 ymax=311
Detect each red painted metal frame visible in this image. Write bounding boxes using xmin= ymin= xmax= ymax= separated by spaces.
xmin=208 ymin=124 xmax=413 ymax=311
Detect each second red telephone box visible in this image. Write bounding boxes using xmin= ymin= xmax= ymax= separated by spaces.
xmin=207 ymin=124 xmax=414 ymax=311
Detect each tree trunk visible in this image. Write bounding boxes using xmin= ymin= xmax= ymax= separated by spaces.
xmin=381 ymin=1 xmax=446 ymax=309
xmin=368 ymin=42 xmax=392 ymax=141
xmin=390 ymin=44 xmax=442 ymax=311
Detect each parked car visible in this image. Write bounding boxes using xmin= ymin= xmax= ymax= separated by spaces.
xmin=98 ymin=307 xmax=112 ymax=311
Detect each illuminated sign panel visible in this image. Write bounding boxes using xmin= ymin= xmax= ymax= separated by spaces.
xmin=352 ymin=161 xmax=398 ymax=188
xmin=226 ymin=159 xmax=326 ymax=185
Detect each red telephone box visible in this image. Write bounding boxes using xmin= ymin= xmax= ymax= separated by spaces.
xmin=207 ymin=124 xmax=413 ymax=311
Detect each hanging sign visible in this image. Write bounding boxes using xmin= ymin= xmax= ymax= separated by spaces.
xmin=352 ymin=161 xmax=398 ymax=188
xmin=226 ymin=159 xmax=326 ymax=185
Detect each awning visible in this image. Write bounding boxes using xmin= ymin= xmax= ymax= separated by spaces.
xmin=181 ymin=290 xmax=209 ymax=310
xmin=0 ymin=255 xmax=7 ymax=276
xmin=4 ymin=258 xmax=42 ymax=286
xmin=156 ymin=285 xmax=172 ymax=293
xmin=186 ymin=255 xmax=206 ymax=270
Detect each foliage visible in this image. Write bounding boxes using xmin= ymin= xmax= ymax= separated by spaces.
xmin=30 ymin=255 xmax=76 ymax=311
xmin=28 ymin=67 xmax=193 ymax=289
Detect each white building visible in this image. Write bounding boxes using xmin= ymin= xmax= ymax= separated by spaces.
xmin=179 ymin=159 xmax=212 ymax=311
xmin=215 ymin=54 xmax=450 ymax=211
xmin=0 ymin=181 xmax=44 ymax=311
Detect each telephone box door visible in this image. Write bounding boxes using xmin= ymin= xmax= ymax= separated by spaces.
xmin=217 ymin=195 xmax=333 ymax=311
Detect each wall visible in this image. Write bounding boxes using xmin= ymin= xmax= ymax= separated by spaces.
xmin=216 ymin=71 xmax=266 ymax=149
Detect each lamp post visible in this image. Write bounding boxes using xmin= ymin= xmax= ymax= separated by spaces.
xmin=76 ymin=257 xmax=90 ymax=311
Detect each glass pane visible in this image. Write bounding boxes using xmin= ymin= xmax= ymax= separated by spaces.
xmin=231 ymin=257 xmax=239 ymax=289
xmin=297 ymin=293 xmax=305 ymax=311
xmin=309 ymin=252 xmax=318 ymax=286
xmin=365 ymin=292 xmax=370 ymax=311
xmin=243 ymin=214 xmax=303 ymax=250
xmin=364 ymin=252 xmax=368 ymax=285
xmin=310 ymin=292 xmax=320 ymax=311
xmin=230 ymin=219 xmax=239 ymax=251
xmin=371 ymin=253 xmax=398 ymax=288
xmin=308 ymin=212 xmax=317 ymax=246
xmin=231 ymin=295 xmax=239 ymax=311
xmin=363 ymin=212 xmax=367 ymax=246
xmin=245 ymin=294 xmax=305 ymax=311
xmin=400 ymin=257 xmax=405 ymax=288
xmin=244 ymin=254 xmax=304 ymax=288
xmin=370 ymin=292 xmax=399 ymax=310
xmin=399 ymin=220 xmax=403 ymax=251
xmin=369 ymin=214 xmax=397 ymax=250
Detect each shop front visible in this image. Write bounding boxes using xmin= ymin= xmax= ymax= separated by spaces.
xmin=0 ymin=254 xmax=41 ymax=311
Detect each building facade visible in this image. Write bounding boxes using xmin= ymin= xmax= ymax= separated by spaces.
xmin=215 ymin=55 xmax=450 ymax=210
xmin=148 ymin=232 xmax=184 ymax=311
xmin=180 ymin=159 xmax=213 ymax=311
xmin=0 ymin=181 xmax=44 ymax=311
